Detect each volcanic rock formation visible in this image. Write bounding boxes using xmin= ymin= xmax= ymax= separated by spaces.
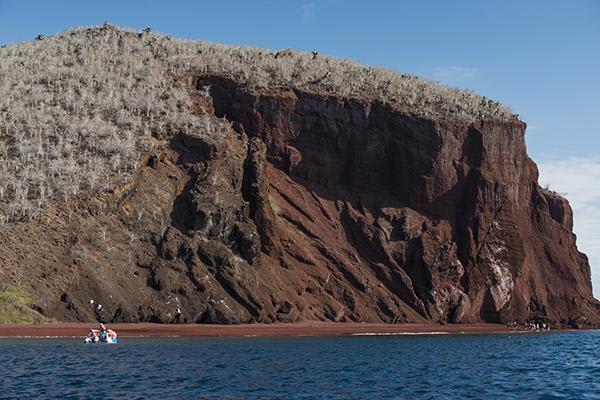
xmin=0 ymin=27 xmax=598 ymax=327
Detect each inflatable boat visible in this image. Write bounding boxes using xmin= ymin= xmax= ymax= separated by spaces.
xmin=84 ymin=328 xmax=118 ymax=344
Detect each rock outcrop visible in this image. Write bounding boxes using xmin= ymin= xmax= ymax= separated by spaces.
xmin=0 ymin=27 xmax=598 ymax=327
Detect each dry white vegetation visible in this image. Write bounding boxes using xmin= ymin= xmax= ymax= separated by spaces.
xmin=0 ymin=24 xmax=515 ymax=224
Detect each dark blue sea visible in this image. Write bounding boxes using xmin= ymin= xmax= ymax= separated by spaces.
xmin=1 ymin=331 xmax=600 ymax=399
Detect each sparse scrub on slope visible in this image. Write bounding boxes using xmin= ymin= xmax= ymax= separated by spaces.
xmin=0 ymin=25 xmax=229 ymax=223
xmin=0 ymin=24 xmax=515 ymax=224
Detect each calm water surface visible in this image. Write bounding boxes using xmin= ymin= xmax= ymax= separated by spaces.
xmin=1 ymin=331 xmax=600 ymax=399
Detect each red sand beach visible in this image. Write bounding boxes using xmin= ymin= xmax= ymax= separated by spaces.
xmin=0 ymin=322 xmax=517 ymax=338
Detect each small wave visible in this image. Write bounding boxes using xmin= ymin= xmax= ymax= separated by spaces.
xmin=351 ymin=332 xmax=450 ymax=336
xmin=0 ymin=335 xmax=81 ymax=339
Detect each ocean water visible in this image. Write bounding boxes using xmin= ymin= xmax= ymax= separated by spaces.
xmin=1 ymin=331 xmax=599 ymax=399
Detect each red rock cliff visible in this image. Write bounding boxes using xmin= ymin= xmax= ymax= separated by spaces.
xmin=1 ymin=74 xmax=597 ymax=327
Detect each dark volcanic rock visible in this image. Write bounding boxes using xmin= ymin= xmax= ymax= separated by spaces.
xmin=1 ymin=75 xmax=598 ymax=327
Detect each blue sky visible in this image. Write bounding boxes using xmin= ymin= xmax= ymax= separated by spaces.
xmin=1 ymin=0 xmax=599 ymax=292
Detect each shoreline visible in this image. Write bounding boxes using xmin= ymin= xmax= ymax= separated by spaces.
xmin=0 ymin=322 xmax=553 ymax=338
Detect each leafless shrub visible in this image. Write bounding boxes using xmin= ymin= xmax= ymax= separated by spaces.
xmin=128 ymin=231 xmax=139 ymax=244
xmin=98 ymin=226 xmax=107 ymax=242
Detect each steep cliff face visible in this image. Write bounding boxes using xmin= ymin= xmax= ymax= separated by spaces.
xmin=1 ymin=73 xmax=597 ymax=326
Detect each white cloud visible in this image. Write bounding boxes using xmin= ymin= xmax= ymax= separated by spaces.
xmin=538 ymin=158 xmax=600 ymax=297
xmin=298 ymin=2 xmax=316 ymax=21
xmin=431 ymin=66 xmax=479 ymax=82
xmin=538 ymin=158 xmax=600 ymax=208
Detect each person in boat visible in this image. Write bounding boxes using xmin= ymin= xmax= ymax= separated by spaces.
xmin=99 ymin=323 xmax=108 ymax=342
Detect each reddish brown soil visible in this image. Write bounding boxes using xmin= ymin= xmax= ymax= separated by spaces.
xmin=0 ymin=322 xmax=514 ymax=338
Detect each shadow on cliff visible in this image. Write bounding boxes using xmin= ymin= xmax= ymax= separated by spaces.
xmin=199 ymin=74 xmax=484 ymax=219
xmin=197 ymin=75 xmax=496 ymax=320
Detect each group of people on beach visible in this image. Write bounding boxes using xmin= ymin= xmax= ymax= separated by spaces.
xmin=506 ymin=321 xmax=551 ymax=332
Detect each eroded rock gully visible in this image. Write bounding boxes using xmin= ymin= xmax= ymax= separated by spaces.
xmin=1 ymin=75 xmax=598 ymax=327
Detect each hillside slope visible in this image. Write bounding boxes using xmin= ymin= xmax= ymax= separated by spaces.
xmin=0 ymin=26 xmax=598 ymax=326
